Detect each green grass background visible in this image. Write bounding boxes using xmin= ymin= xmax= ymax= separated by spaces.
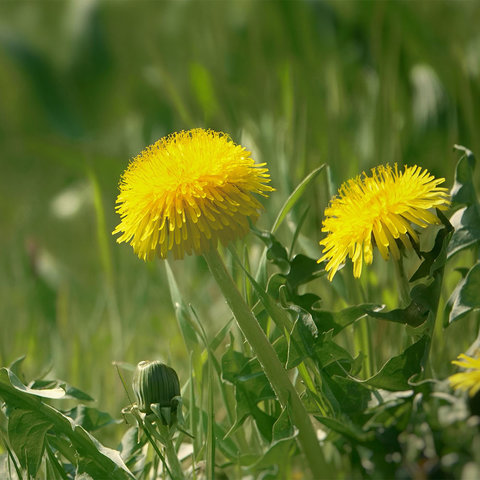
xmin=1 ymin=0 xmax=479 ymax=445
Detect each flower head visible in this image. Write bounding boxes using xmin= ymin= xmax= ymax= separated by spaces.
xmin=449 ymin=354 xmax=480 ymax=397
xmin=318 ymin=164 xmax=450 ymax=281
xmin=133 ymin=361 xmax=180 ymax=413
xmin=113 ymin=129 xmax=273 ymax=260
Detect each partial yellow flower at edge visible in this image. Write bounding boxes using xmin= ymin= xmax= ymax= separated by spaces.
xmin=113 ymin=129 xmax=274 ymax=260
xmin=318 ymin=164 xmax=450 ymax=281
xmin=449 ymin=354 xmax=480 ymax=397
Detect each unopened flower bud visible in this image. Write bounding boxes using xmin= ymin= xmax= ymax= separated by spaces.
xmin=132 ymin=361 xmax=180 ymax=416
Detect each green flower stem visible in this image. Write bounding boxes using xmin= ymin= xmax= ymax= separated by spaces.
xmin=161 ymin=427 xmax=186 ymax=480
xmin=348 ymin=272 xmax=373 ymax=378
xmin=421 ymin=270 xmax=446 ymax=372
xmin=357 ymin=318 xmax=373 ymax=378
xmin=141 ymin=417 xmax=185 ymax=480
xmin=133 ymin=413 xmax=172 ymax=479
xmin=203 ymin=248 xmax=328 ymax=479
xmin=393 ymin=256 xmax=410 ymax=308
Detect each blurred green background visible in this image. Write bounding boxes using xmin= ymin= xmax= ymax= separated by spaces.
xmin=1 ymin=0 xmax=480 ymax=443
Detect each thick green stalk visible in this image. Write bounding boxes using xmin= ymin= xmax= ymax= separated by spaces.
xmin=393 ymin=256 xmax=410 ymax=308
xmin=203 ymin=248 xmax=328 ymax=479
xmin=161 ymin=428 xmax=186 ymax=480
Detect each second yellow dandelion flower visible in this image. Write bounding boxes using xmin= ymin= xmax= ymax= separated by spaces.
xmin=318 ymin=164 xmax=450 ymax=281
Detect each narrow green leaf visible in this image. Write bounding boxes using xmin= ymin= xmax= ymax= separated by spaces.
xmin=206 ymin=360 xmax=215 ymax=480
xmin=164 ymin=262 xmax=203 ymax=363
xmin=88 ymin=168 xmax=113 ymax=287
xmin=272 ymin=165 xmax=326 ymax=233
xmin=209 ymin=318 xmax=234 ymax=352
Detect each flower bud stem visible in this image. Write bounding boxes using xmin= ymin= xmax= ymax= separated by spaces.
xmin=204 ymin=248 xmax=328 ymax=479
xmin=160 ymin=426 xmax=186 ymax=480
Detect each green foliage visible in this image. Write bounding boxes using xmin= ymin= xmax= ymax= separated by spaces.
xmin=446 ymin=263 xmax=480 ymax=324
xmin=3 ymin=146 xmax=480 ymax=478
xmin=2 ymin=1 xmax=480 ymax=478
xmin=0 ymin=368 xmax=134 ymax=479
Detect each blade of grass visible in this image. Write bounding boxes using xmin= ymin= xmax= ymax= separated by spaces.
xmin=271 ymin=164 xmax=326 ymax=234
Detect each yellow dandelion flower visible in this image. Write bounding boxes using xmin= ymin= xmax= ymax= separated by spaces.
xmin=113 ymin=129 xmax=274 ymax=260
xmin=318 ymin=164 xmax=450 ymax=281
xmin=449 ymin=354 xmax=480 ymax=397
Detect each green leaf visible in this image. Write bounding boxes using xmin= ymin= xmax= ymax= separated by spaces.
xmin=29 ymin=380 xmax=94 ymax=402
xmin=314 ymin=335 xmax=355 ymax=369
xmin=164 ymin=262 xmax=204 ymax=386
xmin=284 ymin=254 xmax=326 ymax=291
xmin=447 ymin=205 xmax=480 ymax=259
xmin=222 ymin=348 xmax=274 ymax=402
xmin=251 ymin=226 xmax=289 ymax=271
xmin=221 ymin=346 xmax=276 ymax=441
xmin=313 ymin=304 xmax=383 ymax=335
xmin=206 ymin=358 xmax=215 ymax=480
xmin=364 ymin=390 xmax=414 ymax=431
xmin=231 ymin=252 xmax=292 ymax=332
xmin=250 ymin=437 xmax=295 ymax=474
xmin=194 ymin=406 xmax=239 ymax=462
xmin=2 ymin=369 xmax=65 ymax=399
xmin=165 ymin=261 xmax=203 ymax=351
xmin=368 ymin=299 xmax=429 ymax=328
xmin=8 ymin=409 xmax=52 ymax=477
xmin=209 ymin=318 xmax=235 ymax=353
xmin=65 ymin=406 xmax=119 ymax=432
xmin=362 ymin=336 xmax=427 ymax=391
xmin=75 ymin=472 xmax=95 ymax=480
xmin=0 ymin=368 xmax=134 ymax=479
xmin=446 ymin=262 xmax=480 ymax=324
xmin=451 ymin=145 xmax=477 ymax=206
xmin=119 ymin=427 xmax=147 ymax=474
xmin=271 ymin=165 xmax=326 ymax=233
xmin=7 ymin=355 xmax=26 ymax=377
xmin=410 ymin=211 xmax=454 ymax=282
xmin=323 ymin=375 xmax=371 ymax=416
xmin=272 ymin=406 xmax=295 ymax=443
xmin=315 ymin=416 xmax=373 ymax=443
